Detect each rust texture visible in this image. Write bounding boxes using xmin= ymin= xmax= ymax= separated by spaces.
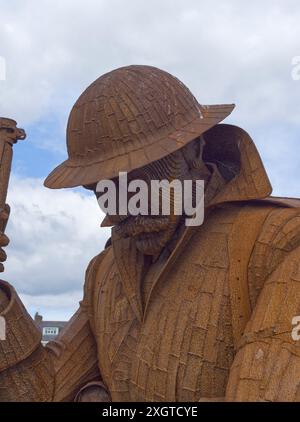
xmin=0 ymin=118 xmax=26 ymax=269
xmin=0 ymin=65 xmax=300 ymax=402
xmin=44 ymin=65 xmax=234 ymax=189
xmin=0 ymin=118 xmax=25 ymax=210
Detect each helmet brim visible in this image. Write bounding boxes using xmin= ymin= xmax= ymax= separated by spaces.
xmin=44 ymin=104 xmax=235 ymax=189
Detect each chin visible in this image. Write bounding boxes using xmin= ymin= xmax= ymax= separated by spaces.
xmin=134 ymin=231 xmax=170 ymax=256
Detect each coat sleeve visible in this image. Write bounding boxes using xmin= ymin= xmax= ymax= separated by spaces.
xmin=0 ymin=252 xmax=107 ymax=402
xmin=226 ymin=208 xmax=300 ymax=401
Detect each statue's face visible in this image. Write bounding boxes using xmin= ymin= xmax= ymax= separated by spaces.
xmin=111 ymin=171 xmax=182 ymax=256
xmin=96 ymin=151 xmax=186 ymax=256
xmin=86 ymin=138 xmax=209 ymax=256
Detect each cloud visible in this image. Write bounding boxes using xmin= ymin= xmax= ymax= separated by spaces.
xmin=4 ymin=176 xmax=110 ymax=319
xmin=1 ymin=0 xmax=300 ymax=130
xmin=20 ymin=291 xmax=82 ymax=321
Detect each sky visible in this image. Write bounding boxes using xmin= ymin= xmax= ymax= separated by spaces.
xmin=0 ymin=0 xmax=300 ymax=320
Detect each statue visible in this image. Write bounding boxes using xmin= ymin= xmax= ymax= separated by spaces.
xmin=1 ymin=65 xmax=300 ymax=402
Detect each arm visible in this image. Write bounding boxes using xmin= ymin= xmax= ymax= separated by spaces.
xmin=226 ymin=244 xmax=300 ymax=401
xmin=0 ymin=255 xmax=109 ymax=402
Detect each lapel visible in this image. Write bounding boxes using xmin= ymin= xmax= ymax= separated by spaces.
xmin=112 ymin=227 xmax=145 ymax=322
xmin=111 ymin=124 xmax=273 ymax=322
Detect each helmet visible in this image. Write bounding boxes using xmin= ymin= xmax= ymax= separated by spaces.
xmin=44 ymin=65 xmax=234 ymax=189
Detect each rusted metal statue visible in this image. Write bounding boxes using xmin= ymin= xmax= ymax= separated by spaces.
xmin=1 ymin=66 xmax=300 ymax=402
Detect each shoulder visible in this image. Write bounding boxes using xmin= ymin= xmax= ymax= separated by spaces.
xmin=255 ymin=196 xmax=300 ymax=209
xmin=202 ymin=197 xmax=298 ymax=239
xmin=251 ymin=196 xmax=300 ymax=250
xmin=247 ymin=196 xmax=300 ymax=306
xmin=213 ymin=196 xmax=300 ymax=230
xmin=245 ymin=196 xmax=300 ymax=249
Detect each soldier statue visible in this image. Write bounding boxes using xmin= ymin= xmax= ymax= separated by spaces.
xmin=0 ymin=65 xmax=300 ymax=402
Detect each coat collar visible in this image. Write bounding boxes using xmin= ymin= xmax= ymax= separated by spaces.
xmin=206 ymin=124 xmax=272 ymax=206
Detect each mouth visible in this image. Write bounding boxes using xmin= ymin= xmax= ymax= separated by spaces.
xmin=115 ymin=215 xmax=171 ymax=238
